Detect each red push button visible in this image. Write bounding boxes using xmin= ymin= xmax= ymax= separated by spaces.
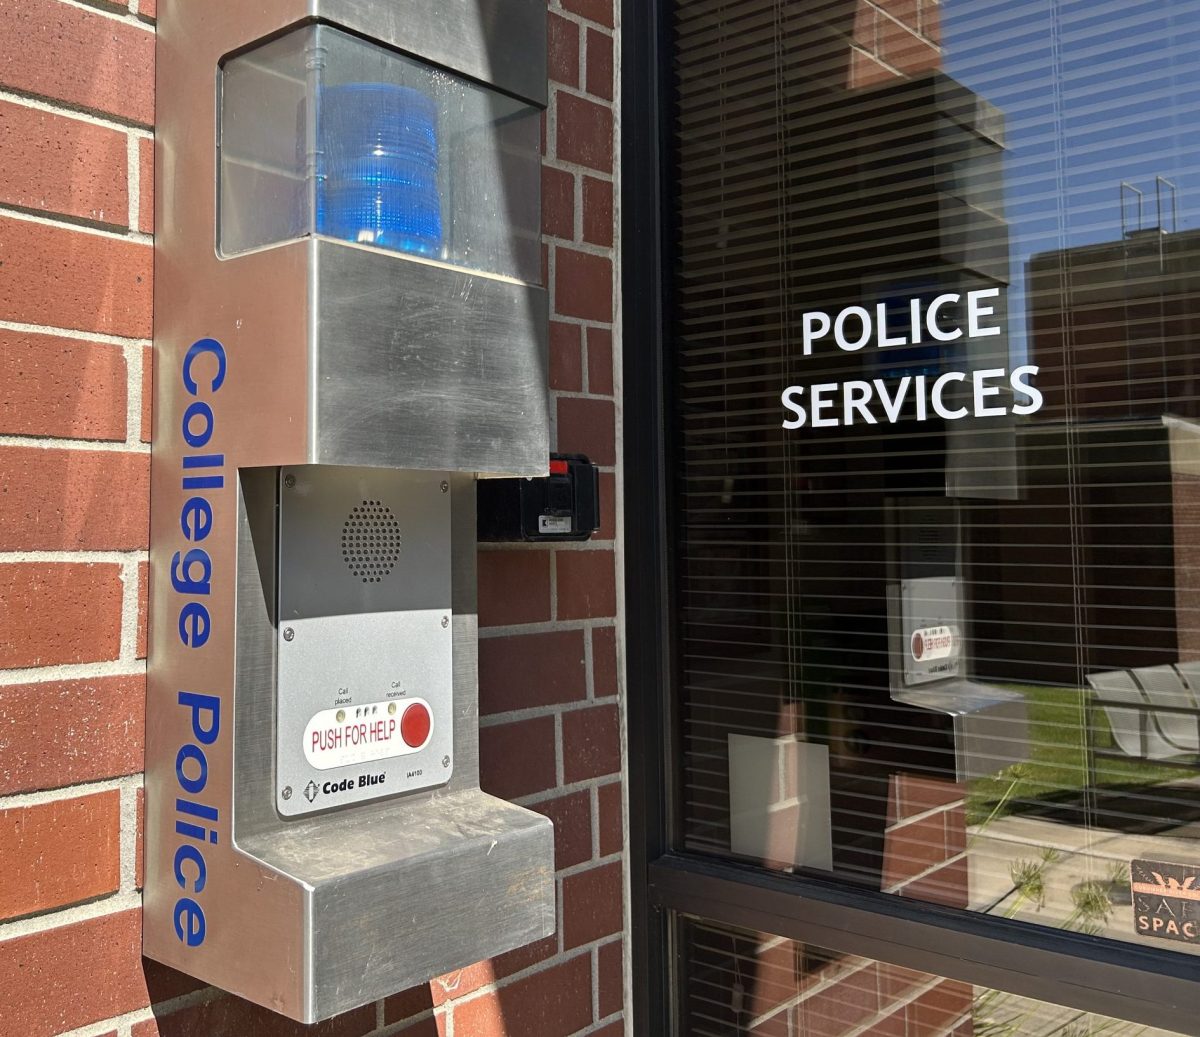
xmin=400 ymin=702 xmax=431 ymax=748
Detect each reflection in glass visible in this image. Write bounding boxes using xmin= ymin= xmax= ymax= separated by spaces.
xmin=679 ymin=918 xmax=1185 ymax=1036
xmin=671 ymin=0 xmax=1200 ymax=958
xmin=218 ymin=25 xmax=541 ymax=282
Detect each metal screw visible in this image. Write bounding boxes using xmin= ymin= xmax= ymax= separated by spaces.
xmin=441 ymin=615 xmax=449 ymax=628
xmin=440 ymin=481 xmax=449 ymax=494
xmin=283 ymin=627 xmax=295 ymax=642
xmin=284 ymin=474 xmax=296 ymax=489
xmin=281 ymin=786 xmax=293 ymax=801
xmin=442 ymin=755 xmax=451 ymax=768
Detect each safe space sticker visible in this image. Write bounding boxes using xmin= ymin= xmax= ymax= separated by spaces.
xmin=1131 ymin=859 xmax=1200 ymax=944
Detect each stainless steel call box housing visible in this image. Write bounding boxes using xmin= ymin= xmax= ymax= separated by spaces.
xmin=145 ymin=0 xmax=554 ymax=1022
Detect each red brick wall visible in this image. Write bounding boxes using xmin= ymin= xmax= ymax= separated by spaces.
xmin=0 ymin=2 xmax=623 ymax=1036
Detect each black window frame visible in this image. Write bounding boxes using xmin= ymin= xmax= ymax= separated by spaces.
xmin=620 ymin=0 xmax=1200 ymax=1032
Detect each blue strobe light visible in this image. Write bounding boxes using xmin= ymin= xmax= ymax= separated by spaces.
xmin=317 ymin=83 xmax=444 ymax=257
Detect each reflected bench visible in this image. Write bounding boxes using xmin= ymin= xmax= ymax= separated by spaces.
xmin=1085 ymin=665 xmax=1200 ymax=761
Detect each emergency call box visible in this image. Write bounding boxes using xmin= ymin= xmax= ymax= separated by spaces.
xmin=275 ymin=466 xmax=454 ymax=815
xmin=146 ymin=0 xmax=555 ymax=1023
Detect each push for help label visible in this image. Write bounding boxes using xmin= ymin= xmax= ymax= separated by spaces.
xmin=304 ymin=698 xmax=433 ymax=770
xmin=910 ymin=626 xmax=955 ymax=663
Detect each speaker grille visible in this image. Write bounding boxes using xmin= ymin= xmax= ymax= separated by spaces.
xmin=341 ymin=500 xmax=402 ymax=583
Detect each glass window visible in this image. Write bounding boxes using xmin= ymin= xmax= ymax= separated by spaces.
xmin=219 ymin=25 xmax=541 ymax=282
xmin=671 ymin=0 xmax=1200 ymax=957
xmin=679 ymin=918 xmax=1189 ymax=1036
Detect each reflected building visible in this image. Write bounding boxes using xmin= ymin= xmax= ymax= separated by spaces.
xmin=968 ymin=226 xmax=1200 ymax=686
xmin=675 ymin=0 xmax=1014 ymax=894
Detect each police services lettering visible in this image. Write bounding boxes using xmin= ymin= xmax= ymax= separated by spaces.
xmin=780 ymin=288 xmax=1043 ymax=429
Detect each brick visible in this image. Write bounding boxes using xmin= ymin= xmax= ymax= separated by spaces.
xmin=851 ymin=49 xmax=896 ymax=90
xmin=547 ymin=11 xmax=580 ymax=88
xmin=383 ymin=985 xmax=435 ymax=1025
xmin=0 ymin=217 xmax=152 ymax=338
xmin=562 ymin=0 xmax=615 ymax=28
xmin=452 ymin=953 xmax=592 ymax=1037
xmin=854 ymin=0 xmax=878 ymax=53
xmin=145 ymin=996 xmax=375 ymax=1037
xmin=585 ymin=29 xmax=614 ymax=101
xmin=887 ymin=774 xmax=963 ymax=824
xmin=139 ymin=135 xmax=154 ymax=233
xmin=554 ymin=247 xmax=612 ymax=323
xmin=878 ymin=961 xmax=927 ymax=1000
xmin=749 ymin=1016 xmax=790 ymax=1037
xmin=557 ymin=396 xmax=615 ymax=466
xmin=597 ymin=471 xmax=616 ymax=540
xmin=597 ymin=780 xmax=622 ymax=856
xmin=0 ymin=675 xmax=145 ymax=794
xmin=137 ymin=559 xmax=149 ymax=658
xmin=799 ymin=964 xmax=881 ymax=1037
xmin=430 ymin=962 xmax=492 ymax=1007
xmin=592 ymin=625 xmax=618 ymax=698
xmin=878 ymin=0 xmax=919 ymax=31
xmin=391 ymin=1019 xmax=444 ymax=1037
xmin=586 ymin=324 xmax=614 ymax=392
xmin=140 ymin=0 xmax=158 ymax=19
xmin=556 ymin=549 xmax=617 ymax=620
xmin=0 ymin=910 xmax=147 ymax=1037
xmin=0 ymin=0 xmax=154 ymax=126
xmin=556 ymin=93 xmax=613 ymax=173
xmin=0 ymin=101 xmax=128 ymax=226
xmin=135 ymin=785 xmax=144 ymax=888
xmin=479 ymin=629 xmax=587 ymax=714
xmin=879 ymin=15 xmax=940 ymax=75
xmin=0 ymin=562 xmax=123 ymax=668
xmin=598 ymin=939 xmax=622 ymax=1018
xmin=882 ymin=814 xmax=955 ymax=889
xmin=906 ymin=979 xmax=973 ymax=1032
xmin=897 ymin=856 xmax=969 ymax=909
xmin=0 ymin=446 xmax=149 ymax=550
xmin=562 ymin=702 xmax=620 ymax=782
xmin=0 ymin=791 xmax=121 ymax=921
xmin=142 ymin=344 xmax=153 ymax=442
xmin=479 ymin=715 xmax=557 ymax=799
xmin=533 ymin=789 xmax=592 ymax=869
xmin=747 ymin=938 xmax=802 ymax=1019
xmin=0 ymin=332 xmax=127 ymax=441
xmin=542 ymin=164 xmax=575 ymax=239
xmin=920 ymin=0 xmax=942 ymax=44
xmin=491 ymin=934 xmax=558 ymax=983
xmin=549 ymin=320 xmax=583 ymax=392
xmin=477 ymin=550 xmax=551 ymax=627
xmin=563 ymin=861 xmax=623 ymax=948
xmin=582 ymin=177 xmax=614 ymax=250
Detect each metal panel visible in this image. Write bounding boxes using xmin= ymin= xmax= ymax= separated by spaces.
xmin=277 ymin=466 xmax=452 ymax=620
xmin=313 ymin=243 xmax=550 ymax=475
xmin=237 ymin=791 xmax=553 ymax=1019
xmin=275 ymin=607 xmax=455 ymax=816
xmin=316 ymin=0 xmax=548 ymax=107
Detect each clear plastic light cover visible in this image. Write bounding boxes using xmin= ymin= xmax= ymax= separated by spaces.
xmin=219 ymin=26 xmax=541 ymax=284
